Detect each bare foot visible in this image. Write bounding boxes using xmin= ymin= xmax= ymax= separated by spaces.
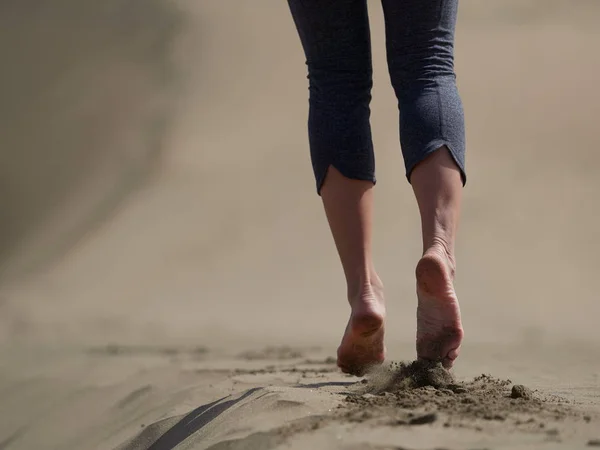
xmin=416 ymin=244 xmax=464 ymax=369
xmin=337 ymin=282 xmax=386 ymax=376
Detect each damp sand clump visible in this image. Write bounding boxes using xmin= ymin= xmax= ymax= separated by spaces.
xmin=343 ymin=361 xmax=589 ymax=431
xmin=361 ymin=360 xmax=456 ymax=395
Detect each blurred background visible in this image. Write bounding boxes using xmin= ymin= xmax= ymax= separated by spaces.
xmin=1 ymin=1 xmax=600 ymax=448
xmin=0 ymin=0 xmax=599 ymax=352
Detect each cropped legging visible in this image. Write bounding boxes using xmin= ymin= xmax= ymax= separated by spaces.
xmin=287 ymin=0 xmax=467 ymax=194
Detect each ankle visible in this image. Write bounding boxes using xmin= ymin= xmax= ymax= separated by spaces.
xmin=423 ymin=237 xmax=456 ymax=277
xmin=346 ymin=271 xmax=384 ymax=305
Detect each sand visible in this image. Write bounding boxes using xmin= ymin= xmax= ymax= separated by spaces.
xmin=1 ymin=0 xmax=599 ymax=449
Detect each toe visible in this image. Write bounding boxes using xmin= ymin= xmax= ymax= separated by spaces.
xmin=337 ymin=358 xmax=365 ymax=377
xmin=446 ymin=346 xmax=460 ymax=361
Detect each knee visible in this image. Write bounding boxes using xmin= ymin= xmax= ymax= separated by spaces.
xmin=387 ymin=43 xmax=455 ymax=91
xmin=307 ymin=61 xmax=373 ymax=105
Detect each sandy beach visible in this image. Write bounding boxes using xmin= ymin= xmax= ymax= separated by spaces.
xmin=1 ymin=1 xmax=599 ymax=449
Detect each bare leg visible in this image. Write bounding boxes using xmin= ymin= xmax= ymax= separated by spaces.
xmin=411 ymin=147 xmax=464 ymax=368
xmin=321 ymin=166 xmax=385 ymax=376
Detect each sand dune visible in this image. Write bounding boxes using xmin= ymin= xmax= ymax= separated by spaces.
xmin=0 ymin=0 xmax=181 ymax=279
xmin=0 ymin=1 xmax=599 ymax=449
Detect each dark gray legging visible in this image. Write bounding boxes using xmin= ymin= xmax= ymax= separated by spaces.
xmin=287 ymin=0 xmax=466 ymax=194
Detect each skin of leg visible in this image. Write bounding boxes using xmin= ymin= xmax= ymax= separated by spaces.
xmin=320 ymin=167 xmax=385 ymax=376
xmin=410 ymin=147 xmax=464 ymax=368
